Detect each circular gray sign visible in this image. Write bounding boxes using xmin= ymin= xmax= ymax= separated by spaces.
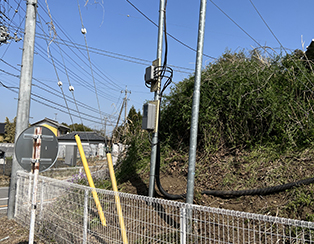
xmin=15 ymin=126 xmax=59 ymax=173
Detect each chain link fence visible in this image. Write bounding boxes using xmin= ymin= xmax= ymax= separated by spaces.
xmin=15 ymin=170 xmax=314 ymax=243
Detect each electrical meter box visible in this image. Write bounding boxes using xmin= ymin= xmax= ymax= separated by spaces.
xmin=142 ymin=102 xmax=156 ymax=131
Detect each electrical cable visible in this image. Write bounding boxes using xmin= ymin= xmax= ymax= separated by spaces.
xmin=155 ymin=129 xmax=314 ymax=199
xmin=33 ymin=33 xmax=194 ymax=74
xmin=37 ymin=9 xmax=76 ymax=129
xmin=77 ymin=0 xmax=103 ymax=125
xmin=126 ymin=0 xmax=216 ymax=60
xmin=0 ymin=0 xmax=24 ymax=58
xmin=0 ymin=58 xmax=118 ymax=120
xmin=249 ymin=0 xmax=314 ymax=91
xmin=0 ymin=79 xmax=108 ymax=124
xmin=37 ymin=1 xmax=124 ymax=91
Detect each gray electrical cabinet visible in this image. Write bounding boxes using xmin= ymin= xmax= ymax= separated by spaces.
xmin=142 ymin=102 xmax=156 ymax=131
xmin=65 ymin=145 xmax=77 ymax=166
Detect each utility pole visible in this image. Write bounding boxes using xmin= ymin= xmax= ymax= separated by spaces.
xmin=111 ymin=100 xmax=125 ymax=145
xmin=186 ymin=0 xmax=207 ymax=204
xmin=7 ymin=0 xmax=38 ymax=219
xmin=148 ymin=0 xmax=165 ymax=198
xmin=121 ymin=86 xmax=131 ymax=124
xmin=104 ymin=116 xmax=107 ymax=138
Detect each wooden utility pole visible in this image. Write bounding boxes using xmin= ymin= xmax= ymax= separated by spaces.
xmin=8 ymin=0 xmax=38 ymax=219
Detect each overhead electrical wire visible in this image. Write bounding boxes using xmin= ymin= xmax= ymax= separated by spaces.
xmin=248 ymin=0 xmax=314 ymax=90
xmin=0 ymin=79 xmax=111 ymax=124
xmin=34 ymin=44 xmax=118 ymax=101
xmin=6 ymin=8 xmax=194 ymax=76
xmin=0 ymin=58 xmax=118 ymax=119
xmin=126 ymin=0 xmax=216 ymax=61
xmin=0 ymin=0 xmax=24 ymax=58
xmin=38 ymin=4 xmax=76 ymax=129
xmin=76 ymin=0 xmax=105 ymax=131
xmin=0 ymin=62 xmax=118 ymax=123
xmin=33 ymin=16 xmax=123 ymax=99
xmin=14 ymin=1 xmax=125 ymax=96
xmin=37 ymin=1 xmax=124 ymax=91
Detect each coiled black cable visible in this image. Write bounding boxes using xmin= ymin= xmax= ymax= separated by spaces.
xmin=202 ymin=177 xmax=314 ymax=197
xmin=155 ymin=141 xmax=314 ymax=199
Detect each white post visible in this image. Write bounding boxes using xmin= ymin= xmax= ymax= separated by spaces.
xmin=83 ymin=189 xmax=89 ymax=244
xmin=29 ymin=127 xmax=42 ymax=244
xmin=14 ymin=176 xmax=20 ymax=218
xmin=29 ymin=166 xmax=39 ymax=244
xmin=180 ymin=207 xmax=187 ymax=244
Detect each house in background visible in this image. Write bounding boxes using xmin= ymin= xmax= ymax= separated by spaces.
xmin=57 ymin=131 xmax=106 ymax=166
xmin=31 ymin=118 xmax=70 ymax=136
xmin=0 ymin=122 xmax=15 ymax=157
xmin=0 ymin=123 xmax=5 ymax=142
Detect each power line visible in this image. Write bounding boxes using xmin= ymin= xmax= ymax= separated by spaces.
xmin=37 ymin=1 xmax=124 ymax=91
xmin=126 ymin=0 xmax=216 ymax=60
xmin=248 ymin=0 xmax=314 ymax=90
xmin=77 ymin=0 xmax=103 ymax=132
xmin=34 ymin=14 xmax=124 ymax=95
xmin=1 ymin=79 xmax=118 ymax=124
xmin=0 ymin=61 xmax=120 ymax=120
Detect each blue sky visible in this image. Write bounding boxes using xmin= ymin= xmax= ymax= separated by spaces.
xmin=0 ymin=0 xmax=313 ymax=135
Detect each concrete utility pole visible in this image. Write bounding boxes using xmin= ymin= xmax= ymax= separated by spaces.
xmin=7 ymin=0 xmax=38 ymax=219
xmin=121 ymin=86 xmax=131 ymax=124
xmin=111 ymin=99 xmax=125 ymax=144
xmin=148 ymin=0 xmax=165 ymax=198
xmin=186 ymin=0 xmax=207 ymax=204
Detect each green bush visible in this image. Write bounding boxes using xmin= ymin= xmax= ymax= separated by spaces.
xmin=160 ymin=49 xmax=314 ymax=152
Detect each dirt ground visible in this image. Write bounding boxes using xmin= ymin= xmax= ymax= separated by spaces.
xmin=0 ymin=175 xmax=10 ymax=187
xmin=0 ymin=216 xmax=44 ymax=244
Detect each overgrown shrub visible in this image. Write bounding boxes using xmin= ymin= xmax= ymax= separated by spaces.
xmin=160 ymin=49 xmax=314 ymax=152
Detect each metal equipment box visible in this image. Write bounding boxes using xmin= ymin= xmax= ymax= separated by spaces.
xmin=142 ymin=102 xmax=156 ymax=131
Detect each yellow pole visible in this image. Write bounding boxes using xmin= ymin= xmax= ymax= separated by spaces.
xmin=75 ymin=134 xmax=106 ymax=226
xmin=107 ymin=152 xmax=128 ymax=244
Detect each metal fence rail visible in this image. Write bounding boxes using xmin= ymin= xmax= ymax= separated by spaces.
xmin=15 ymin=170 xmax=314 ymax=243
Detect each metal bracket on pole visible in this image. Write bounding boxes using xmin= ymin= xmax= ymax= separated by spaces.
xmin=150 ymin=58 xmax=161 ymax=92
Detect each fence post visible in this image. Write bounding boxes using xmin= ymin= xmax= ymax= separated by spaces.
xmin=180 ymin=206 xmax=187 ymax=244
xmin=83 ymin=189 xmax=89 ymax=244
xmin=28 ymin=172 xmax=32 ymax=207
xmin=40 ymin=180 xmax=44 ymax=222
xmin=14 ymin=175 xmax=20 ymax=218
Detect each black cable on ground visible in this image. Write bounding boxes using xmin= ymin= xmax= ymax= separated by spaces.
xmin=155 ymin=138 xmax=314 ymax=199
xmin=201 ymin=177 xmax=314 ymax=198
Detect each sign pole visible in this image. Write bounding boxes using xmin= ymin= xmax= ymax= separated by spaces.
xmin=29 ymin=127 xmax=42 ymax=244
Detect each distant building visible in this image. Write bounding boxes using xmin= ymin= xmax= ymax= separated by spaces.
xmin=0 ymin=123 xmax=5 ymax=142
xmin=31 ymin=118 xmax=70 ymax=136
xmin=305 ymin=39 xmax=314 ymax=60
xmin=57 ymin=131 xmax=106 ymax=166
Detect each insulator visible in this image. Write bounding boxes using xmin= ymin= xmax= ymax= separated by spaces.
xmin=69 ymin=85 xmax=74 ymax=91
xmin=81 ymin=28 xmax=87 ymax=34
xmin=57 ymin=81 xmax=63 ymax=87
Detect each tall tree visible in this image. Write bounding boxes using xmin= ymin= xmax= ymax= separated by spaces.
xmin=4 ymin=117 xmax=16 ymax=143
xmin=67 ymin=123 xmax=93 ymax=132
